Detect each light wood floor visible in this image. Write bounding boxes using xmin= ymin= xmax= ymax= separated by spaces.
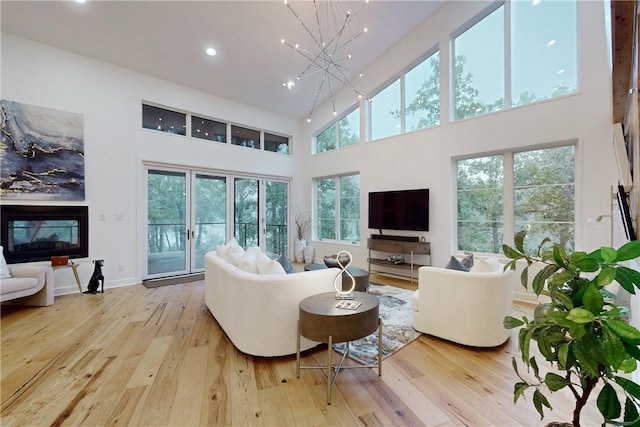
xmin=1 ymin=274 xmax=604 ymax=426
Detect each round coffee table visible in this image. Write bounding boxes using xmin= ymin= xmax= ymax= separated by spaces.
xmin=303 ymin=263 xmax=370 ymax=292
xmin=296 ymin=291 xmax=382 ymax=404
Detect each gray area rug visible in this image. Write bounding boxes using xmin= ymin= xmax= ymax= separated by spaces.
xmin=333 ymin=283 xmax=420 ymax=364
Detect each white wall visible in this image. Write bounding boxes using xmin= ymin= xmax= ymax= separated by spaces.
xmin=1 ymin=33 xmax=302 ymax=294
xmin=294 ymin=1 xmax=616 ymax=301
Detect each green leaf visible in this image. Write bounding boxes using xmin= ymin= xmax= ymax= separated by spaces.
xmin=623 ymin=397 xmax=640 ymax=426
xmin=615 ymin=376 xmax=640 ymax=400
xmin=603 ymin=324 xmax=628 ymax=370
xmin=557 ymin=343 xmax=570 ymax=369
xmin=537 ymin=334 xmax=555 ymax=362
xmin=504 ymin=316 xmax=524 ymax=329
xmin=533 ymin=389 xmax=552 ymax=420
xmin=566 ymin=308 xmax=596 ymax=323
xmin=514 ymin=381 xmax=529 ymax=403
xmin=598 ymin=383 xmax=622 ymax=420
xmin=615 ymin=240 xmax=640 ymax=262
xmin=622 ymin=341 xmax=640 ymax=360
xmin=616 ymin=267 xmax=640 ymax=295
xmin=575 ymin=256 xmax=600 ymax=272
xmin=583 ymin=283 xmax=605 ymax=315
xmin=606 ymin=319 xmax=640 ymax=345
xmin=538 ymin=238 xmax=552 ymax=257
xmin=545 ymin=372 xmax=569 ymax=391
xmin=520 ymin=268 xmax=529 ymax=290
xmin=532 ymin=264 xmax=559 ymax=295
xmin=621 ymin=358 xmax=637 ymax=374
xmin=553 ymin=244 xmax=569 ymax=269
xmin=598 ymin=267 xmax=618 ymax=287
xmin=554 ymin=292 xmax=574 ymax=310
xmin=515 ymin=231 xmax=527 ymax=253
xmin=519 ymin=328 xmax=533 ymax=364
xmin=601 ymin=247 xmax=618 ymax=263
xmin=502 ymin=244 xmax=523 ymax=260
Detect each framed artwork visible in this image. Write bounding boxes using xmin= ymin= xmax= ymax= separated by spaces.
xmin=0 ymin=100 xmax=85 ymax=200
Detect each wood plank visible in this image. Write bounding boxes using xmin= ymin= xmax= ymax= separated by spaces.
xmin=1 ymin=278 xmax=611 ymax=426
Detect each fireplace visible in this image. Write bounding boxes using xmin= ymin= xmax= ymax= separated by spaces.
xmin=1 ymin=205 xmax=89 ymax=264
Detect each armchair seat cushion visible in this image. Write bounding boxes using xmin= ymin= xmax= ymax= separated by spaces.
xmin=1 ymin=264 xmax=55 ymax=306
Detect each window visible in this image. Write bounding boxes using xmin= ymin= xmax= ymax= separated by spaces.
xmin=453 ymin=5 xmax=504 ymax=120
xmin=231 ymin=125 xmax=260 ymax=149
xmin=457 ymin=144 xmax=575 ymax=254
xmin=191 ymin=116 xmax=226 ymax=142
xmin=369 ymin=49 xmax=440 ymax=141
xmin=371 ymin=80 xmax=401 ymax=140
xmin=264 ymin=133 xmax=290 ymax=154
xmin=315 ymin=107 xmax=360 ymax=153
xmin=452 ymin=1 xmax=577 ymax=120
xmin=511 ymin=0 xmax=577 ymax=105
xmin=405 ymin=51 xmax=440 ymax=131
xmin=142 ymin=104 xmax=186 ymax=135
xmin=316 ymin=174 xmax=360 ymax=242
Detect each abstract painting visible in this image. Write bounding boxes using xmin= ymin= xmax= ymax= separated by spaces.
xmin=0 ymin=100 xmax=85 ymax=200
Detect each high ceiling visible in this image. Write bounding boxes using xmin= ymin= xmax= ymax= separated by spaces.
xmin=1 ymin=0 xmax=445 ymax=120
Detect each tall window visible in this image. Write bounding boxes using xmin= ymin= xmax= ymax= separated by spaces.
xmin=453 ymin=0 xmax=577 ymax=120
xmin=457 ymin=144 xmax=575 ymax=254
xmin=369 ymin=49 xmax=440 ymax=141
xmin=316 ymin=107 xmax=360 ymax=153
xmin=316 ymin=174 xmax=360 ymax=242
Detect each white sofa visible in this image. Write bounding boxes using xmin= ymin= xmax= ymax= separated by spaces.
xmin=1 ymin=264 xmax=55 ymax=306
xmin=204 ymin=250 xmax=338 ymax=357
xmin=411 ymin=258 xmax=513 ymax=347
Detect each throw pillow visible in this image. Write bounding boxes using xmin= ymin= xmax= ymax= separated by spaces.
xmin=256 ymin=251 xmax=286 ymax=275
xmin=0 ymin=246 xmax=11 ymax=279
xmin=276 ymin=255 xmax=295 ymax=274
xmin=238 ymin=247 xmax=261 ymax=273
xmin=461 ymin=253 xmax=474 ymax=270
xmin=470 ymin=257 xmax=501 ymax=273
xmin=445 ymin=256 xmax=468 ymax=272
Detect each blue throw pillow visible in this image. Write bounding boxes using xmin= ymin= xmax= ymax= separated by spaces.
xmin=277 ymin=255 xmax=295 ymax=274
xmin=445 ymin=254 xmax=473 ymax=272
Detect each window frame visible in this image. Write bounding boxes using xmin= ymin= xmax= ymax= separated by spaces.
xmin=367 ymin=45 xmax=440 ymax=142
xmin=314 ymin=172 xmax=361 ymax=244
xmin=454 ymin=141 xmax=577 ymax=255
xmin=314 ymin=105 xmax=361 ymax=154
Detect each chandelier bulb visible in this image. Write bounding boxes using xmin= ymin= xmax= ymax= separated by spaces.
xmin=307 ymin=117 xmax=311 ymax=123
xmin=281 ymin=38 xmax=285 ymax=44
xmin=364 ymin=27 xmax=368 ymax=33
xmin=333 ymin=111 xmax=337 ymax=115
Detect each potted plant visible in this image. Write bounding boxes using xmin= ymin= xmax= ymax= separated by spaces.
xmin=503 ymin=230 xmax=640 ymax=427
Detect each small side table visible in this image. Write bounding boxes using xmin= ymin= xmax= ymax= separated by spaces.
xmin=53 ymin=262 xmax=82 ymax=294
xmin=296 ymin=292 xmax=382 ymax=404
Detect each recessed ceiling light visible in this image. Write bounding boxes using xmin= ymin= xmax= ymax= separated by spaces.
xmin=75 ymin=0 xmax=87 ymax=3
xmin=206 ymin=47 xmax=217 ymax=56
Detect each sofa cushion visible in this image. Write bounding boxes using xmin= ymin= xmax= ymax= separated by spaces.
xmin=1 ymin=276 xmax=39 ymax=295
xmin=216 ymin=237 xmax=245 ymax=264
xmin=0 ymin=246 xmax=11 ymax=279
xmin=470 ymin=257 xmax=501 ymax=273
xmin=411 ymin=289 xmax=420 ymax=312
xmin=239 ymin=246 xmax=261 ymax=273
xmin=256 ymin=251 xmax=286 ymax=275
xmin=276 ymin=255 xmax=295 ymax=274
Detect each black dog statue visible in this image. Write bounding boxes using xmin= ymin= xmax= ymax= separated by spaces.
xmin=84 ymin=259 xmax=105 ymax=294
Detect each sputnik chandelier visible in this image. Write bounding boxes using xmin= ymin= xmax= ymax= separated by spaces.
xmin=281 ymin=0 xmax=369 ymax=122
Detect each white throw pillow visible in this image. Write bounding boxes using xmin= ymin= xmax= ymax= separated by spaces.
xmin=0 ymin=246 xmax=11 ymax=279
xmin=238 ymin=247 xmax=261 ymax=274
xmin=217 ymin=237 xmax=245 ymax=264
xmin=256 ymin=251 xmax=286 ymax=275
xmin=470 ymin=257 xmax=501 ymax=273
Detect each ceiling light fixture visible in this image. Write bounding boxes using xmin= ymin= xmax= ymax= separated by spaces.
xmin=281 ymin=0 xmax=369 ymax=122
xmin=206 ymin=47 xmax=217 ymax=56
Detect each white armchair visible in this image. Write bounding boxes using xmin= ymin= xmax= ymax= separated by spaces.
xmin=1 ymin=264 xmax=55 ymax=306
xmin=411 ymin=260 xmax=513 ymax=347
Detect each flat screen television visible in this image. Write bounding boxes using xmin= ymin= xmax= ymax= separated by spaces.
xmin=368 ymin=188 xmax=429 ymax=232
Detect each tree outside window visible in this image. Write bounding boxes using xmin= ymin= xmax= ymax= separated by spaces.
xmin=316 ymin=174 xmax=360 ymax=243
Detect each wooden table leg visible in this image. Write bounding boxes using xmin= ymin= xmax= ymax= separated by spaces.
xmin=378 ymin=318 xmax=383 ymax=376
xmin=70 ymin=263 xmax=83 ymax=294
xmin=296 ymin=320 xmax=301 ymax=378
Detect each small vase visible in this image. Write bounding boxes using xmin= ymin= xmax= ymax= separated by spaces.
xmin=303 ymin=246 xmax=315 ymax=263
xmin=294 ymin=238 xmax=306 ymax=263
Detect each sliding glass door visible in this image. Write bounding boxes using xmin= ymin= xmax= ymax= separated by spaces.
xmin=145 ymin=166 xmax=289 ymax=279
